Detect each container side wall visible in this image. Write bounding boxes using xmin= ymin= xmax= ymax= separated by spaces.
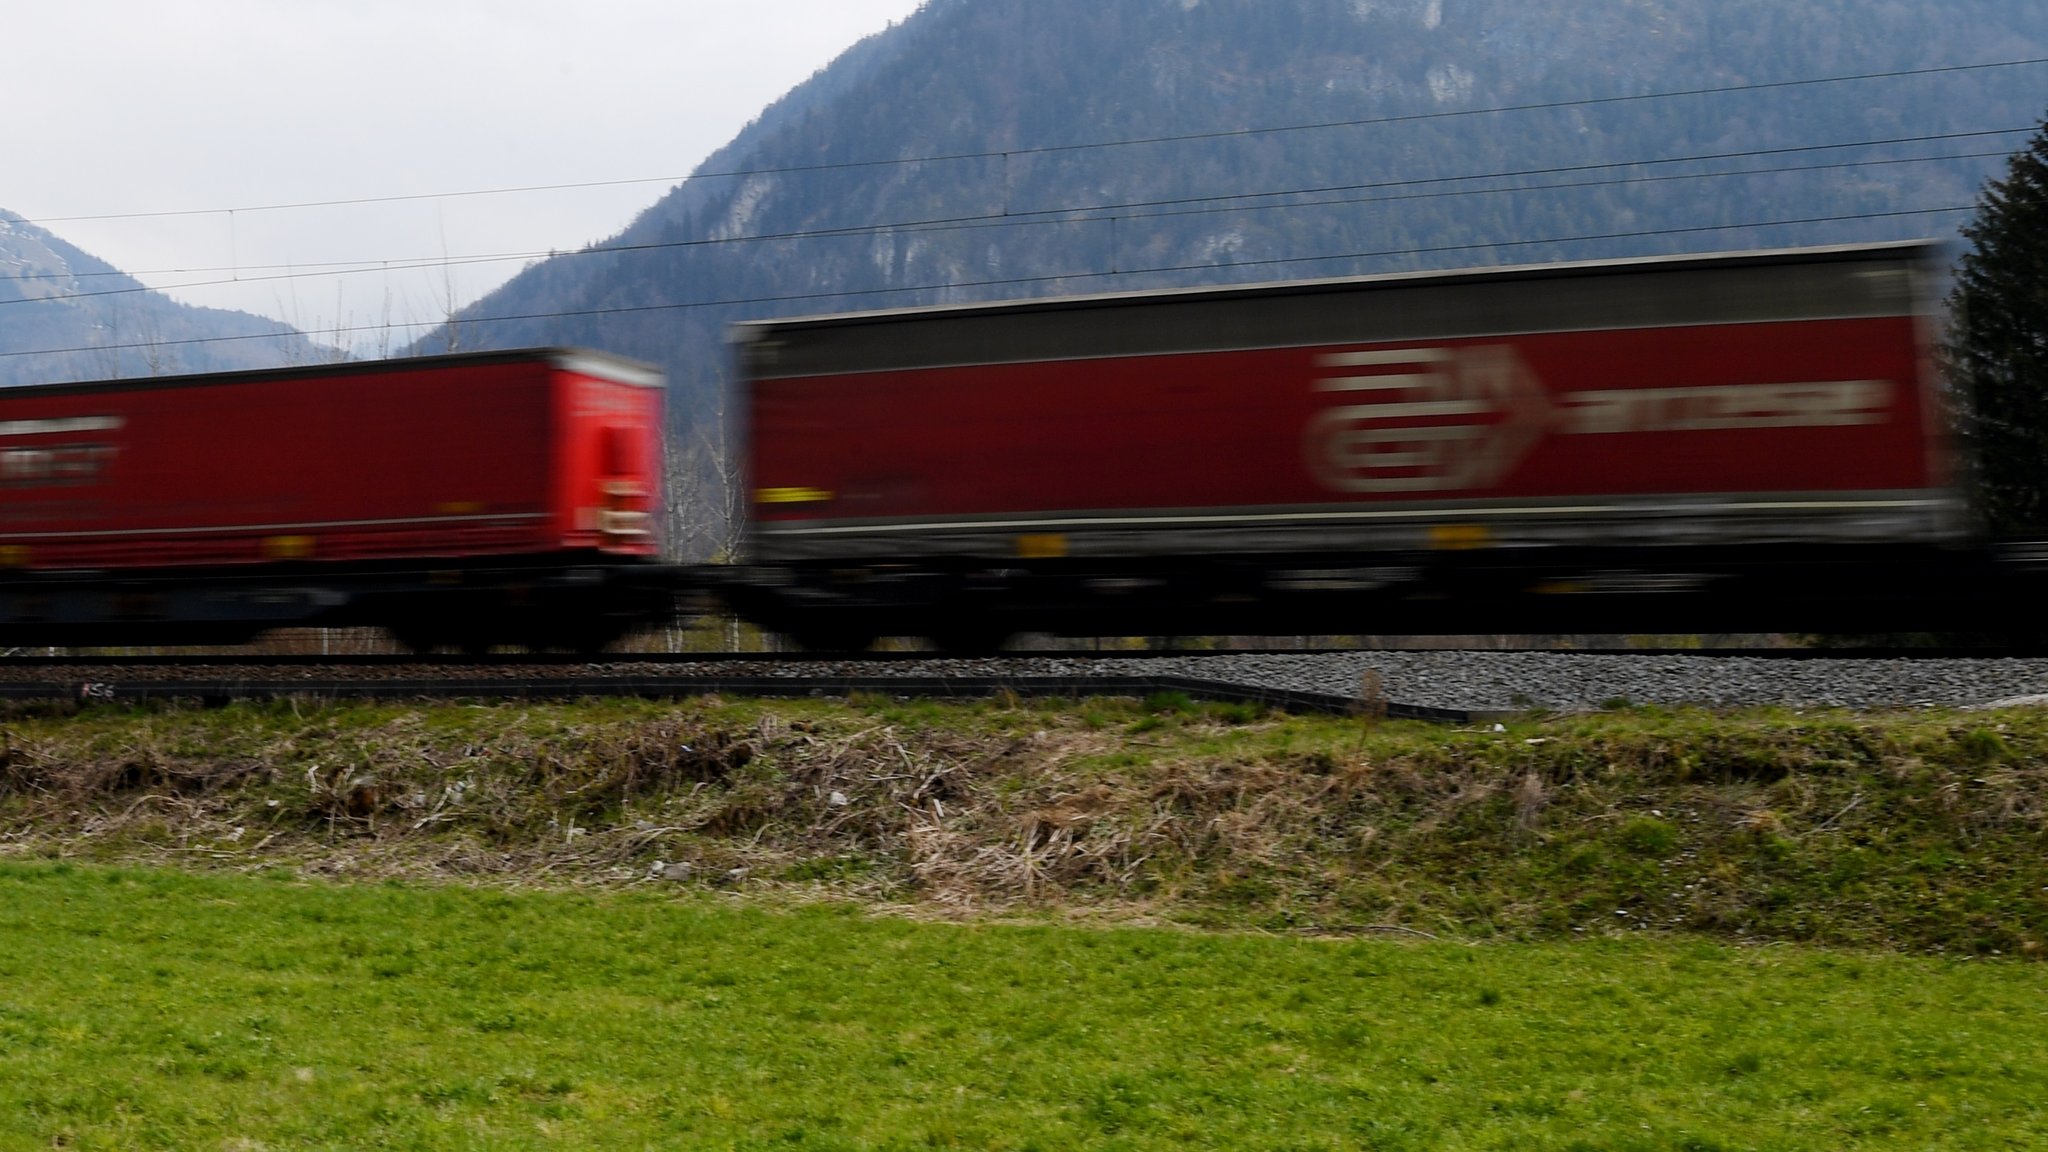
xmin=547 ymin=363 xmax=664 ymax=558
xmin=0 ymin=358 xmax=559 ymax=569
xmin=745 ymin=250 xmax=1957 ymax=563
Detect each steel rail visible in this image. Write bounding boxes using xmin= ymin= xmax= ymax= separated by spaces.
xmin=0 ymin=672 xmax=1483 ymax=723
xmin=2 ymin=644 xmax=2043 ymax=668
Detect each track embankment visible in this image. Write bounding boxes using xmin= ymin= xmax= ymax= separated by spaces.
xmin=1 ymin=694 xmax=2043 ymax=956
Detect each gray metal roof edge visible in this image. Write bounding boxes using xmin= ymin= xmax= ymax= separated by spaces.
xmin=729 ymin=239 xmax=1947 ymax=339
xmin=0 ymin=346 xmax=664 ymax=400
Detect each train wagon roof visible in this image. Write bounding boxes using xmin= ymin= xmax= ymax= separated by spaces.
xmin=734 ymin=240 xmax=1944 ymax=380
xmin=736 ymin=240 xmax=1943 ymax=334
xmin=0 ymin=347 xmax=664 ymax=401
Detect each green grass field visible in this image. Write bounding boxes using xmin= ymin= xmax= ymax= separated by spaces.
xmin=2 ymin=861 xmax=2044 ymax=1150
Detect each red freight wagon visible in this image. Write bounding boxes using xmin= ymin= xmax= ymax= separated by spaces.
xmin=733 ymin=242 xmax=1969 ymax=647
xmin=0 ymin=349 xmax=666 ymax=649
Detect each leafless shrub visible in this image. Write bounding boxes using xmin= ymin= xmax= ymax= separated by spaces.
xmin=4 ymin=705 xmax=2048 ymax=953
xmin=1513 ymin=771 xmax=1548 ymax=833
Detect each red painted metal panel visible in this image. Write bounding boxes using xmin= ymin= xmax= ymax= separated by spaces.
xmin=0 ymin=351 xmax=662 ymax=570
xmin=547 ymin=363 xmax=665 ymax=556
xmin=754 ymin=316 xmax=1940 ymax=525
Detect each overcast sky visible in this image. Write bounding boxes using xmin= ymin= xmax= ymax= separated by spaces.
xmin=7 ymin=0 xmax=929 ymax=349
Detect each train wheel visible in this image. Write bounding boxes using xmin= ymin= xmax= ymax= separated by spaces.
xmin=388 ymin=627 xmax=440 ymax=655
xmin=565 ymin=626 xmax=623 ymax=656
xmin=927 ymin=628 xmax=1012 ymax=656
xmin=787 ymin=628 xmax=876 ymax=654
xmin=516 ymin=620 xmax=622 ymax=655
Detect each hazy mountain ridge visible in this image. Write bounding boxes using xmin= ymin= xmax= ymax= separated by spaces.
xmin=419 ymin=0 xmax=2048 ymax=424
xmin=0 ymin=211 xmax=329 ymax=386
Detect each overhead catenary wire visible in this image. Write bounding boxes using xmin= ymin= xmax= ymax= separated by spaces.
xmin=14 ymin=53 xmax=2048 ymax=228
xmin=3 ymin=55 xmax=2036 ymax=362
xmin=0 ymin=202 xmax=1976 ymax=361
xmin=2 ymin=126 xmax=2023 ymax=306
xmin=14 ymin=124 xmax=2027 ymax=287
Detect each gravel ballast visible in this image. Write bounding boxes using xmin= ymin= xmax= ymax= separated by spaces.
xmin=9 ymin=651 xmax=2048 ymax=713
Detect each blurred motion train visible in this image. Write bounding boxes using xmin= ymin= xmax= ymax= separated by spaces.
xmin=0 ymin=349 xmax=670 ymax=650
xmin=727 ymin=238 xmax=2032 ymax=649
xmin=3 ymin=240 xmax=2036 ymax=652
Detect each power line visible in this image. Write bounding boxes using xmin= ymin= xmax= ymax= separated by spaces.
xmin=19 ymin=174 xmax=691 ymax=226
xmin=15 ymin=55 xmax=2047 ymax=228
xmin=24 ymin=123 xmax=2026 ymax=285
xmin=5 ymin=127 xmax=2018 ymax=309
xmin=4 ymin=58 xmax=2028 ymax=362
xmin=0 ymin=202 xmax=1975 ymax=362
xmin=989 ymin=57 xmax=2048 ymax=159
xmin=1118 ymin=148 xmax=2013 ymax=227
xmin=1058 ymin=128 xmax=2027 ymax=219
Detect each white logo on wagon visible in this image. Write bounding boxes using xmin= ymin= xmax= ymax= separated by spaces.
xmin=1305 ymin=347 xmax=1547 ymax=494
xmin=0 ymin=416 xmax=125 ymax=485
xmin=1561 ymin=381 xmax=1890 ymax=434
xmin=0 ymin=415 xmax=123 ymax=438
xmin=1305 ymin=346 xmax=1898 ymax=495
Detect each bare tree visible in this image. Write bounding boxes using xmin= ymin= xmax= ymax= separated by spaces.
xmin=83 ymin=309 xmax=124 ymax=382
xmin=431 ymin=219 xmax=463 ymax=353
xmin=130 ymin=301 xmax=178 ymax=377
xmin=659 ymin=388 xmax=753 ymax=651
xmin=662 ymin=388 xmax=746 ymax=564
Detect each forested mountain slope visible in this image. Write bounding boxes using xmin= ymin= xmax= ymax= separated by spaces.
xmin=422 ymin=0 xmax=2048 ymax=423
xmin=0 ymin=212 xmax=328 ymax=386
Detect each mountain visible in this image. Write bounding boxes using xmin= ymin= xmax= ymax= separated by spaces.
xmin=424 ymin=0 xmax=2048 ymax=429
xmin=0 ymin=211 xmax=330 ymax=386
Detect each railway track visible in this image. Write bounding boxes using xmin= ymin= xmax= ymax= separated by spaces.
xmin=7 ymin=642 xmax=2048 ymax=667
xmin=0 ymin=652 xmax=1437 ymax=720
xmin=6 ymin=647 xmax=2048 ymax=718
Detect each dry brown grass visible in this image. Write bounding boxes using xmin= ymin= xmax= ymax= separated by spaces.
xmin=2 ymin=698 xmax=2047 ymax=952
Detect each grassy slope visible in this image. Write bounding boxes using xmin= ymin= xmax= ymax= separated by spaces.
xmin=3 ymin=862 xmax=2046 ymax=1150
xmin=1 ymin=696 xmax=2045 ymax=953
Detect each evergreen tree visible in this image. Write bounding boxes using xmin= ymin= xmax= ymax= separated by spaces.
xmin=1946 ymin=116 xmax=2048 ymax=537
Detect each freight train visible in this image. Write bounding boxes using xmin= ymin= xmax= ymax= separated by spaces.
xmin=0 ymin=349 xmax=671 ymax=650
xmin=2 ymin=241 xmax=2036 ymax=652
xmin=724 ymin=239 xmax=2033 ymax=649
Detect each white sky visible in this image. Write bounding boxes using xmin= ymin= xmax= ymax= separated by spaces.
xmin=7 ymin=0 xmax=930 ymax=350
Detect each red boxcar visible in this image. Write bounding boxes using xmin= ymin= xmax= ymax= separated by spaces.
xmin=0 ymin=348 xmax=662 ymax=569
xmin=0 ymin=349 xmax=665 ymax=648
xmin=733 ymin=242 xmax=1969 ymax=646
xmin=745 ymin=242 xmax=1956 ymax=560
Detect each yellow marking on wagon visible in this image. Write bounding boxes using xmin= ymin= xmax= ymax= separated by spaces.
xmin=262 ymin=535 xmax=316 ymax=561
xmin=757 ymin=487 xmax=835 ymax=505
xmin=1015 ymin=534 xmax=1069 ymax=560
xmin=1428 ymin=525 xmax=1491 ymax=550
